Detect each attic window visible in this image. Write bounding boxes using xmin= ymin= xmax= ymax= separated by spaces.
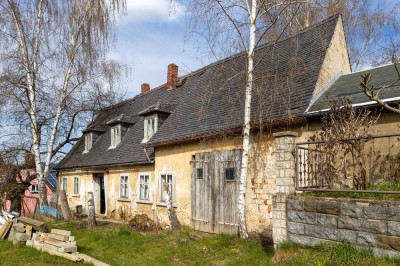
xmin=110 ymin=125 xmax=121 ymax=148
xmin=84 ymin=133 xmax=93 ymax=153
xmin=143 ymin=115 xmax=158 ymax=143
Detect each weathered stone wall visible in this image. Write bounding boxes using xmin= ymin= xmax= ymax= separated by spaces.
xmin=287 ymin=196 xmax=400 ymax=257
xmin=272 ymin=132 xmax=298 ymax=245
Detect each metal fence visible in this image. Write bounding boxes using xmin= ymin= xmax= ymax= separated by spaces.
xmin=295 ymin=133 xmax=400 ymax=193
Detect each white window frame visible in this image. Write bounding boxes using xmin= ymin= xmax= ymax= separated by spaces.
xmin=120 ymin=174 xmax=129 ymax=199
xmin=138 ymin=173 xmax=151 ymax=202
xmin=73 ymin=176 xmax=79 ymax=195
xmin=110 ymin=124 xmax=121 ymax=148
xmin=62 ymin=177 xmax=68 ymax=192
xmin=83 ymin=133 xmax=93 ymax=153
xmin=30 ymin=184 xmax=39 ymax=194
xmin=143 ymin=115 xmax=158 ymax=143
xmin=159 ymin=171 xmax=174 ymax=203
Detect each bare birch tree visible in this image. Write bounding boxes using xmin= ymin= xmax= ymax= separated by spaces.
xmin=184 ymin=0 xmax=303 ymax=238
xmin=360 ymin=63 xmax=400 ymax=115
xmin=0 ymin=0 xmax=126 ymax=206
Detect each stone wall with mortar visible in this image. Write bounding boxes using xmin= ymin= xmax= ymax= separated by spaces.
xmin=272 ymin=132 xmax=298 ymax=245
xmin=287 ymin=196 xmax=400 ymax=257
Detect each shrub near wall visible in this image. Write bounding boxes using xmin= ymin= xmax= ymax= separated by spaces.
xmin=286 ymin=196 xmax=400 ymax=257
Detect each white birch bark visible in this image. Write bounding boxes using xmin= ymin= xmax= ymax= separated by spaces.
xmin=238 ymin=0 xmax=257 ymax=239
xmin=4 ymin=0 xmax=124 ymax=206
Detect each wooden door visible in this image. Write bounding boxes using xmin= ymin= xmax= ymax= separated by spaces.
xmin=191 ymin=149 xmax=241 ymax=234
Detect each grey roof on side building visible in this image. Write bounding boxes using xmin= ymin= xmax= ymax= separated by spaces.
xmin=147 ymin=15 xmax=340 ymax=146
xmin=307 ymin=64 xmax=400 ymax=113
xmin=56 ymin=15 xmax=340 ymax=169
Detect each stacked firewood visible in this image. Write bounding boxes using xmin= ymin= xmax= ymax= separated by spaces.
xmin=27 ymin=229 xmax=77 ymax=253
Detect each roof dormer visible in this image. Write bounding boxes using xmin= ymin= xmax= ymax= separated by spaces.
xmin=139 ymin=103 xmax=174 ymax=143
xmin=106 ymin=114 xmax=133 ymax=149
xmin=82 ymin=125 xmax=106 ymax=153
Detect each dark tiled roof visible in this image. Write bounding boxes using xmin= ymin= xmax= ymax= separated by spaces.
xmin=82 ymin=124 xmax=108 ymax=133
xmin=105 ymin=114 xmax=136 ymax=125
xmin=56 ymin=85 xmax=188 ymax=170
xmin=307 ymin=64 xmax=400 ymax=113
xmin=138 ymin=102 xmax=176 ymax=116
xmin=148 ymin=15 xmax=340 ymax=146
xmin=57 ymin=15 xmax=340 ymax=169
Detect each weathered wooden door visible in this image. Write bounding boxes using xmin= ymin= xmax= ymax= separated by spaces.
xmin=191 ymin=149 xmax=241 ymax=234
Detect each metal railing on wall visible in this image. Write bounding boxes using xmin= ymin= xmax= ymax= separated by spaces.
xmin=295 ymin=133 xmax=400 ymax=194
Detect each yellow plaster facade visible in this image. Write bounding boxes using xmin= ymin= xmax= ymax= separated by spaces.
xmin=56 ymin=16 xmax=400 ymax=234
xmin=59 ymin=164 xmax=156 ymax=221
xmin=314 ymin=17 xmax=352 ymax=95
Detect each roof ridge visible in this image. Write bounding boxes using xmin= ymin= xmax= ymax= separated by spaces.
xmin=346 ymin=63 xmax=396 ymax=76
xmin=171 ymin=14 xmax=341 ymax=79
xmin=100 ymin=15 xmax=340 ymax=112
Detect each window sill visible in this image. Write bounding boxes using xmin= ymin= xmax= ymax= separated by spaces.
xmin=72 ymin=194 xmax=80 ymax=197
xmin=117 ymin=198 xmax=131 ymax=202
xmin=136 ymin=200 xmax=152 ymax=205
xmin=156 ymin=202 xmax=177 ymax=208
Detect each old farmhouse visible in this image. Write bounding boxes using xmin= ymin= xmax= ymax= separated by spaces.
xmin=56 ymin=15 xmax=400 ymax=234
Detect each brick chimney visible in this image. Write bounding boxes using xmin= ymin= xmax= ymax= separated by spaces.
xmin=141 ymin=83 xmax=150 ymax=94
xmin=24 ymin=151 xmax=34 ymax=167
xmin=166 ymin=63 xmax=178 ymax=90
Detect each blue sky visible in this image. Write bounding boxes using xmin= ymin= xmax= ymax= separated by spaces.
xmin=110 ymin=0 xmax=208 ymax=98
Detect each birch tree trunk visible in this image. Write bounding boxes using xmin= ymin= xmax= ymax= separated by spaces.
xmin=238 ymin=0 xmax=257 ymax=239
xmin=163 ymin=183 xmax=181 ymax=230
xmin=0 ymin=1 xmax=126 ymax=208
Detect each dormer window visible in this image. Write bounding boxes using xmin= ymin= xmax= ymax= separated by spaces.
xmin=84 ymin=133 xmax=93 ymax=153
xmin=110 ymin=124 xmax=121 ymax=148
xmin=143 ymin=115 xmax=158 ymax=143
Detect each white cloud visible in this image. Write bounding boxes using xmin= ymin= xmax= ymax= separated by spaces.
xmin=121 ymin=0 xmax=186 ymax=23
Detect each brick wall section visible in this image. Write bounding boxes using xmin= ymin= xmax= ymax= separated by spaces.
xmin=287 ymin=196 xmax=400 ymax=258
xmin=272 ymin=131 xmax=298 ymax=245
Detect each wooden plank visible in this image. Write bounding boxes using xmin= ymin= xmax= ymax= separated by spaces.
xmin=50 ymin=229 xmax=71 ymax=236
xmin=26 ymin=225 xmax=33 ymax=240
xmin=78 ymin=253 xmax=110 ymax=266
xmin=45 ymin=238 xmax=67 ymax=248
xmin=59 ymin=190 xmax=72 ymax=221
xmin=41 ymin=246 xmax=82 ymax=262
xmin=18 ymin=216 xmax=48 ymax=232
xmin=0 ymin=220 xmax=12 ymax=240
xmin=59 ymin=246 xmax=77 ymax=253
xmin=47 ymin=233 xmax=69 ymax=241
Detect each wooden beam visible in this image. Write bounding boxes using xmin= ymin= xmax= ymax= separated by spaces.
xmin=18 ymin=216 xmax=49 ymax=232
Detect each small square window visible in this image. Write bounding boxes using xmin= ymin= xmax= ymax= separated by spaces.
xmin=196 ymin=168 xmax=203 ymax=179
xmin=31 ymin=184 xmax=39 ymax=194
xmin=225 ymin=168 xmax=235 ymax=181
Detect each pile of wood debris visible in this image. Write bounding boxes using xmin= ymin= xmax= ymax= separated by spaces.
xmin=27 ymin=229 xmax=77 ymax=254
xmin=0 ymin=211 xmax=109 ymax=265
xmin=0 ymin=211 xmax=49 ymax=244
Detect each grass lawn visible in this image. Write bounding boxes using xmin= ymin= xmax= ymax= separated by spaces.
xmin=1 ymin=221 xmax=400 ymax=265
